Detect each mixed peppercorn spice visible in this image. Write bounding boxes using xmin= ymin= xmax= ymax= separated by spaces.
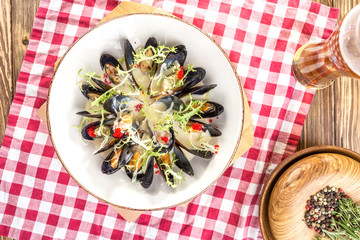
xmin=304 ymin=186 xmax=348 ymax=235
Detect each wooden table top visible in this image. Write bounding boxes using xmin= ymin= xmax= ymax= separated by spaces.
xmin=0 ymin=1 xmax=359 ymax=239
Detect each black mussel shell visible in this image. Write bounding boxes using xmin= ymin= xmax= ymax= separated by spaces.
xmin=140 ymin=156 xmax=154 ymax=188
xmin=117 ymin=142 xmax=137 ymax=168
xmin=100 ymin=54 xmax=123 ymax=70
xmin=183 ymin=67 xmax=206 ymax=90
xmin=80 ymin=83 xmax=106 ymax=100
xmin=91 ymin=77 xmax=112 ymax=91
xmin=100 ymin=54 xmax=124 ymax=84
xmin=145 ymin=37 xmax=158 ymax=49
xmin=154 ymin=95 xmax=186 ymax=112
xmin=93 ymin=137 xmax=120 ymax=155
xmin=103 ymin=94 xmax=135 ymax=114
xmin=76 ymin=111 xmax=112 ymax=119
xmin=125 ymin=156 xmax=154 ymax=189
xmin=174 ymin=145 xmax=194 ymax=176
xmin=139 ymin=37 xmax=158 ymax=74
xmin=174 ymin=45 xmax=187 ymax=61
xmin=150 ymin=127 xmax=175 ymax=153
xmin=163 ymin=45 xmax=187 ymax=68
xmin=81 ymin=121 xmax=102 ymax=140
xmin=123 ymin=39 xmax=140 ymax=89
xmin=101 ymin=147 xmax=123 ymax=174
xmin=176 ymin=84 xmax=217 ymax=98
xmin=175 ymin=140 xmax=214 ymax=159
xmin=124 ymin=39 xmax=136 ymax=70
xmin=193 ymin=101 xmax=224 ymax=119
xmin=155 ymin=153 xmax=175 ymax=186
xmin=187 ymin=120 xmax=222 ymax=137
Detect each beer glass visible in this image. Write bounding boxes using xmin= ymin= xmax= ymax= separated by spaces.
xmin=292 ymin=4 xmax=360 ymax=89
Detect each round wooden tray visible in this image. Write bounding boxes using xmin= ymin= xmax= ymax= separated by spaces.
xmin=259 ymin=146 xmax=360 ymax=240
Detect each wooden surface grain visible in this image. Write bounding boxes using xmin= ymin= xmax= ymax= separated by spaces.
xmin=0 ymin=0 xmax=359 ymax=239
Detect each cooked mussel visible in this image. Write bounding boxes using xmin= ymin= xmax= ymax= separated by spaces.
xmin=125 ymin=153 xmax=154 ymax=189
xmin=182 ymin=67 xmax=206 ymax=90
xmin=101 ymin=146 xmax=124 ymax=174
xmin=140 ymin=37 xmax=158 ymax=73
xmin=149 ymin=45 xmax=188 ymax=98
xmin=100 ymin=54 xmax=123 ymax=84
xmin=159 ymin=44 xmax=187 ymax=72
xmin=176 ymin=84 xmax=217 ymax=99
xmin=175 ymin=140 xmax=214 ymax=159
xmin=148 ymin=122 xmax=175 ymax=153
xmin=191 ymin=101 xmax=224 ymax=119
xmin=93 ymin=137 xmax=120 ymax=155
xmin=173 ymin=144 xmax=194 ymax=176
xmin=123 ymin=39 xmax=141 ymax=90
xmin=103 ymin=94 xmax=136 ymax=114
xmin=80 ymin=83 xmax=106 ymax=100
xmin=76 ymin=111 xmax=112 ymax=119
xmin=81 ymin=119 xmax=112 ymax=140
xmin=91 ymin=77 xmax=112 ymax=91
xmin=186 ymin=120 xmax=222 ymax=137
xmin=155 ymin=153 xmax=175 ymax=186
xmin=151 ymin=95 xmax=185 ymax=112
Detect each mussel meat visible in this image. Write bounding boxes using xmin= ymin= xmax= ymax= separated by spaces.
xmin=100 ymin=54 xmax=123 ymax=84
xmin=101 ymin=146 xmax=124 ymax=174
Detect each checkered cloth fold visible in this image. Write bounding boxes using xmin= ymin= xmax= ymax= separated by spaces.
xmin=0 ymin=0 xmax=338 ymax=239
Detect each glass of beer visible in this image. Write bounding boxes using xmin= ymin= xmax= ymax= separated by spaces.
xmin=292 ymin=4 xmax=360 ymax=89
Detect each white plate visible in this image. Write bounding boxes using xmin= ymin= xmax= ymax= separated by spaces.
xmin=47 ymin=13 xmax=244 ymax=210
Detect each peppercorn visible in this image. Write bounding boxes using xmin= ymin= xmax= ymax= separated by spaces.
xmin=304 ymin=186 xmax=349 ymax=236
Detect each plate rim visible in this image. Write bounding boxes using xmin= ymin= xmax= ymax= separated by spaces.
xmin=46 ymin=12 xmax=245 ymax=211
xmin=259 ymin=145 xmax=360 ymax=239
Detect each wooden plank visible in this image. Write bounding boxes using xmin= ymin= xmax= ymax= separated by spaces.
xmin=0 ymin=0 xmax=40 ymax=145
xmin=0 ymin=0 xmax=12 ymax=147
xmin=11 ymin=0 xmax=41 ymax=83
xmin=332 ymin=0 xmax=360 ymax=153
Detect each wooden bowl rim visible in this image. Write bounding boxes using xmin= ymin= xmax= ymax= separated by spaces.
xmin=259 ymin=145 xmax=360 ymax=240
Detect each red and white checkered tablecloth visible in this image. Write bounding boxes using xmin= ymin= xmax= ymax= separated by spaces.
xmin=0 ymin=0 xmax=339 ymax=239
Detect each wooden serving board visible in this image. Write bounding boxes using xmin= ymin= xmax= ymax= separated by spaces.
xmin=267 ymin=152 xmax=360 ymax=239
xmin=43 ymin=1 xmax=254 ymax=222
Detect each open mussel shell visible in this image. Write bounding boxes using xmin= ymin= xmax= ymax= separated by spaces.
xmin=175 ymin=140 xmax=214 ymax=159
xmin=155 ymin=153 xmax=175 ymax=186
xmin=187 ymin=120 xmax=222 ymax=137
xmin=117 ymin=141 xmax=138 ymax=168
xmin=174 ymin=144 xmax=194 ymax=176
xmin=140 ymin=37 xmax=158 ymax=73
xmin=140 ymin=156 xmax=154 ymax=188
xmin=123 ymin=39 xmax=140 ymax=90
xmin=176 ymin=84 xmax=217 ymax=99
xmin=91 ymin=77 xmax=112 ymax=91
xmin=192 ymin=101 xmax=224 ymax=119
xmin=100 ymin=54 xmax=123 ymax=85
xmin=101 ymin=146 xmax=123 ymax=174
xmin=93 ymin=137 xmax=120 ymax=155
xmin=80 ymin=83 xmax=106 ymax=100
xmin=148 ymin=125 xmax=175 ymax=154
xmin=76 ymin=111 xmax=112 ymax=119
xmin=153 ymin=95 xmax=185 ymax=112
xmin=182 ymin=67 xmax=206 ymax=90
xmin=125 ymin=156 xmax=154 ymax=189
xmin=81 ymin=119 xmax=112 ymax=140
xmin=103 ymin=94 xmax=135 ymax=114
xmin=124 ymin=39 xmax=136 ymax=71
xmin=162 ymin=44 xmax=187 ymax=70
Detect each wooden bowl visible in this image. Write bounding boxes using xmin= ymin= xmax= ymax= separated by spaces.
xmin=259 ymin=146 xmax=360 ymax=240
